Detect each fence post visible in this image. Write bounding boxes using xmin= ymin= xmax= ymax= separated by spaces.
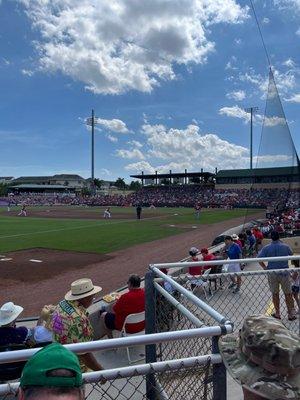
xmin=212 ymin=335 xmax=227 ymax=400
xmin=145 ymin=270 xmax=157 ymax=400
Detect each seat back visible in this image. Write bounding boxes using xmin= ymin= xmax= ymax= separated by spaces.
xmin=0 ymin=344 xmax=27 ymax=382
xmin=122 ymin=311 xmax=145 ymax=334
xmin=202 ymin=268 xmax=211 ymax=278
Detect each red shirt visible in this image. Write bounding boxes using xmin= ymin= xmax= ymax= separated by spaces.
xmin=188 ymin=256 xmax=203 ymax=276
xmin=113 ymin=288 xmax=145 ymax=333
xmin=202 ymin=253 xmax=216 ymax=271
xmin=253 ymin=230 xmax=263 ymax=240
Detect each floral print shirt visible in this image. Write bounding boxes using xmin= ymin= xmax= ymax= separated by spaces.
xmin=51 ymin=300 xmax=94 ymax=371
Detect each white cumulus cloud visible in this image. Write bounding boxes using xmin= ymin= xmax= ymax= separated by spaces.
xmin=226 ymin=90 xmax=246 ymax=101
xmin=219 ymin=105 xmax=250 ymax=121
xmin=95 ymin=118 xmax=129 ymax=133
xmin=284 ymin=93 xmax=300 ymax=102
xmin=18 ymin=0 xmax=249 ymax=94
xmin=125 ymin=122 xmax=250 ymax=172
xmin=106 ymin=134 xmax=118 ymax=143
xmin=116 ymin=148 xmax=145 ymax=160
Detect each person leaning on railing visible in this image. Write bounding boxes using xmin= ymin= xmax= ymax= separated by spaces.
xmin=257 ymin=231 xmax=296 ymax=321
xmin=49 ymin=278 xmax=104 ymax=372
xmin=18 ymin=342 xmax=84 ymax=400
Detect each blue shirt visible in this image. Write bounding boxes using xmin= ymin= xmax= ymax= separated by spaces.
xmin=247 ymin=234 xmax=256 ymax=248
xmin=258 ymin=240 xmax=293 ymax=270
xmin=227 ymin=243 xmax=241 ymax=260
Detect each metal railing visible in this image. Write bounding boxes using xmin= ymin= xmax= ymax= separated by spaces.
xmin=147 ymin=255 xmax=300 ymax=399
xmin=1 ymin=255 xmax=299 ymax=400
xmin=1 ymin=355 xmax=217 ymax=399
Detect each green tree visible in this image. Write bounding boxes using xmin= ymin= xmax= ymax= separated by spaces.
xmin=81 ymin=187 xmax=92 ymax=196
xmin=129 ymin=180 xmax=141 ymax=191
xmin=115 ymin=177 xmax=126 ymax=189
xmin=0 ymin=184 xmax=9 ymax=196
xmin=94 ymin=178 xmax=104 ymax=189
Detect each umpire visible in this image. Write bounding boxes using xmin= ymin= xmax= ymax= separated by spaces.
xmin=136 ymin=204 xmax=142 ymax=219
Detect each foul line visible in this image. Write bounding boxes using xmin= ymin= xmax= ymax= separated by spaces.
xmin=0 ymin=215 xmax=163 ymax=240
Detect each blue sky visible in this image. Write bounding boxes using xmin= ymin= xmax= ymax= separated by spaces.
xmin=0 ymin=0 xmax=299 ymax=182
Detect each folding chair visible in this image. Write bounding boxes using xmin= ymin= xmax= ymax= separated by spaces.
xmin=121 ymin=311 xmax=145 ymax=364
xmin=189 ymin=268 xmax=212 ymax=300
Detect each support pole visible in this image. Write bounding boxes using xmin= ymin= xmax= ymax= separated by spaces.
xmin=145 ymin=271 xmax=157 ymax=400
xmin=212 ymin=336 xmax=227 ymax=400
xmin=91 ymin=109 xmax=95 ymax=184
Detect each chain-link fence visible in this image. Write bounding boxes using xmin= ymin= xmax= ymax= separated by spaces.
xmin=85 ymin=359 xmax=212 ymax=400
xmin=165 ymin=269 xmax=300 ymax=336
xmin=155 ymin=289 xmax=213 ymax=362
xmin=0 ymin=356 xmax=213 ymax=400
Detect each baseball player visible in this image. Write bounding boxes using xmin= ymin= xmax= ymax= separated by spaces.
xmin=103 ymin=207 xmax=111 ymax=219
xmin=18 ymin=204 xmax=27 ymax=217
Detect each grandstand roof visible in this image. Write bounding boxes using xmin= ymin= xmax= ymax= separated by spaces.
xmin=130 ymin=171 xmax=214 ymax=179
xmin=11 ymin=184 xmax=73 ymax=189
xmin=12 ymin=176 xmax=52 ymax=183
xmin=216 ymin=166 xmax=299 ymax=178
xmin=52 ymin=174 xmax=85 ymax=180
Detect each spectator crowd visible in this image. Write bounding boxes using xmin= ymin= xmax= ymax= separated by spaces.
xmin=1 ymin=186 xmax=299 ymax=209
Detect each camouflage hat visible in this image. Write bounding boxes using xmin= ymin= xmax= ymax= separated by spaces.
xmin=219 ymin=315 xmax=300 ymax=399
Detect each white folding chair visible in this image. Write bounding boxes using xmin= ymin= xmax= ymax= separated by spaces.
xmin=189 ymin=268 xmax=212 ymax=300
xmin=121 ymin=311 xmax=145 ymax=364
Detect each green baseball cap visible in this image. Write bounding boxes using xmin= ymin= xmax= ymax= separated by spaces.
xmin=20 ymin=343 xmax=82 ymax=388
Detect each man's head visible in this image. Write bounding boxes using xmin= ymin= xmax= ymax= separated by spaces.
xmin=189 ymin=247 xmax=199 ymax=257
xmin=0 ymin=302 xmax=24 ymax=327
xmin=18 ymin=343 xmax=84 ymax=400
xmin=224 ymin=235 xmax=233 ymax=245
xmin=64 ymin=278 xmax=102 ymax=309
xmin=127 ymin=274 xmax=141 ymax=289
xmin=271 ymin=230 xmax=280 ymax=241
xmin=246 ymin=230 xmax=252 ymax=236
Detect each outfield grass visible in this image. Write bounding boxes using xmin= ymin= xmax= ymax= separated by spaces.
xmin=0 ymin=207 xmax=259 ymax=254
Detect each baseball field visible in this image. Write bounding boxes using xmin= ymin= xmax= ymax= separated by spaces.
xmin=0 ymin=205 xmax=258 ymax=253
xmin=0 ymin=205 xmax=263 ymax=316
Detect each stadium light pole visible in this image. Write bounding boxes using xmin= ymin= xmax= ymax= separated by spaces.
xmin=245 ymin=107 xmax=258 ymax=170
xmin=86 ymin=109 xmax=97 ymax=192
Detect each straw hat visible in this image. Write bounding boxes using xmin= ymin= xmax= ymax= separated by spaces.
xmin=65 ymin=278 xmax=102 ymax=301
xmin=219 ymin=315 xmax=300 ymax=399
xmin=0 ymin=302 xmax=24 ymax=326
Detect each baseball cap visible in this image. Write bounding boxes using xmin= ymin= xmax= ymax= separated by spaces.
xmin=20 ymin=343 xmax=82 ymax=388
xmin=200 ymin=248 xmax=208 ymax=254
xmin=189 ymin=247 xmax=199 ymax=255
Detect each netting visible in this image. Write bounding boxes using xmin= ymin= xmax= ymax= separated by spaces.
xmin=257 ymin=69 xmax=299 ymax=170
xmin=242 ymin=68 xmax=300 ymax=226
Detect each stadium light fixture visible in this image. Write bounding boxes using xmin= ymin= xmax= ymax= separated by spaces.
xmin=245 ymin=107 xmax=259 ymax=170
